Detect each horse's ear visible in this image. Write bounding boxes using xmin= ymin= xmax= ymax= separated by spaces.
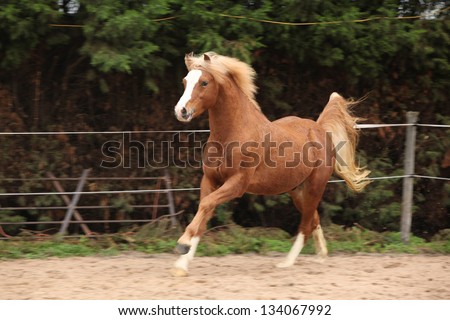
xmin=185 ymin=52 xmax=194 ymax=70
xmin=204 ymin=54 xmax=211 ymax=62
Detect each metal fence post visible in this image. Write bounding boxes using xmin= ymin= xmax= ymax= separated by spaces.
xmin=401 ymin=112 xmax=419 ymax=244
xmin=164 ymin=169 xmax=179 ymax=228
xmin=58 ymin=169 xmax=91 ymax=235
xmin=47 ymin=172 xmax=92 ymax=235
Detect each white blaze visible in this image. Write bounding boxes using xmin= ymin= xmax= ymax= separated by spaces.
xmin=175 ymin=69 xmax=202 ymax=116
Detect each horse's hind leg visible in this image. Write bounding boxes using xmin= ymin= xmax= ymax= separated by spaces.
xmin=312 ymin=216 xmax=328 ymax=258
xmin=277 ymin=176 xmax=328 ymax=268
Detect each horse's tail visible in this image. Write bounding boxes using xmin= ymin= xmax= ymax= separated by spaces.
xmin=317 ymin=92 xmax=371 ymax=192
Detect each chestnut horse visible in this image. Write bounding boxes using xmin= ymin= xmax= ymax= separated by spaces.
xmin=171 ymin=52 xmax=370 ymax=276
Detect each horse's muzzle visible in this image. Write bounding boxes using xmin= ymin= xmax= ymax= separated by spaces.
xmin=181 ymin=107 xmax=189 ymax=119
xmin=175 ymin=106 xmax=194 ymax=122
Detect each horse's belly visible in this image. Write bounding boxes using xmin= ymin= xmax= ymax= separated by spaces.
xmin=246 ymin=166 xmax=310 ymax=195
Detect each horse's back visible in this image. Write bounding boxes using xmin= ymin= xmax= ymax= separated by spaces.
xmin=273 ymin=115 xmax=317 ymax=126
xmin=272 ymin=116 xmax=325 ymax=141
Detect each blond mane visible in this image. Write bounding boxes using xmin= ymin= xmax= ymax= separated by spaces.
xmin=185 ymin=52 xmax=260 ymax=111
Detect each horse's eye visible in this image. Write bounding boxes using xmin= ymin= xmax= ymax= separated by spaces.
xmin=200 ymin=81 xmax=208 ymax=87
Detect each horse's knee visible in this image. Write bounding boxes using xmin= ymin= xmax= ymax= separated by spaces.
xmin=198 ymin=199 xmax=215 ymax=215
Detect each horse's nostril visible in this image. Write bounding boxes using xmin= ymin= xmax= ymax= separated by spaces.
xmin=181 ymin=107 xmax=187 ymax=116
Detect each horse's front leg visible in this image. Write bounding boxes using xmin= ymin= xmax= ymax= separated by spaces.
xmin=171 ymin=176 xmax=215 ymax=277
xmin=171 ymin=174 xmax=248 ymax=276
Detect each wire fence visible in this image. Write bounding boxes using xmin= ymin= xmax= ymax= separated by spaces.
xmin=0 ymin=120 xmax=449 ymax=239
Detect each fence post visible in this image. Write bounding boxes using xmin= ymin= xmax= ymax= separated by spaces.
xmin=47 ymin=172 xmax=92 ymax=235
xmin=401 ymin=112 xmax=419 ymax=244
xmin=164 ymin=169 xmax=179 ymax=228
xmin=58 ymin=169 xmax=91 ymax=235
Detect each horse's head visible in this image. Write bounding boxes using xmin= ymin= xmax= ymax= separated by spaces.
xmin=174 ymin=54 xmax=219 ymax=122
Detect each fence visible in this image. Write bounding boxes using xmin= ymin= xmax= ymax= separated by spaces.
xmin=0 ymin=112 xmax=449 ymax=242
xmin=0 ymin=170 xmax=179 ymax=238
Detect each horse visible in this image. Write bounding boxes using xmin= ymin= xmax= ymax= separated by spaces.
xmin=171 ymin=52 xmax=370 ymax=276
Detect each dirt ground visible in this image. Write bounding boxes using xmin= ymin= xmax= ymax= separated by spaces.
xmin=1 ymin=253 xmax=449 ymax=300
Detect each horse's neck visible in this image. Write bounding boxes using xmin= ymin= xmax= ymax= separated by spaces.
xmin=208 ymin=81 xmax=268 ymax=141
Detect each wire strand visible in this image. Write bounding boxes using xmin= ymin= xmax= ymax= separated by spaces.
xmin=48 ymin=6 xmax=450 ymax=28
xmin=1 ymin=123 xmax=448 ymax=135
xmin=1 ymin=174 xmax=448 ymax=197
xmin=0 ymin=130 xmax=211 ymax=135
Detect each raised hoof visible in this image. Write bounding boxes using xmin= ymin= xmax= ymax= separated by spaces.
xmin=175 ymin=243 xmax=191 ymax=255
xmin=170 ymin=267 xmax=188 ymax=277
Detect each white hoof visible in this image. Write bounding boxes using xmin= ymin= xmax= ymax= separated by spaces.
xmin=315 ymin=255 xmax=327 ymax=264
xmin=170 ymin=267 xmax=188 ymax=277
xmin=276 ymin=260 xmax=294 ymax=268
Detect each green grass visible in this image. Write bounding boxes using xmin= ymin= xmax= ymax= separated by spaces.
xmin=0 ymin=225 xmax=449 ymax=260
xmin=0 ymin=237 xmax=120 ymax=259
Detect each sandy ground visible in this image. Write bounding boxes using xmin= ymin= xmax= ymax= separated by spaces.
xmin=1 ymin=253 xmax=449 ymax=300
